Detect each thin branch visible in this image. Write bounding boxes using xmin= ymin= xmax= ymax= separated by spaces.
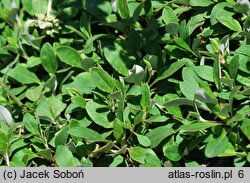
xmin=0 ymin=80 xmax=27 ymax=111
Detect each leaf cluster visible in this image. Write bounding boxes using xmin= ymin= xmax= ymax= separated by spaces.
xmin=0 ymin=0 xmax=250 ymax=167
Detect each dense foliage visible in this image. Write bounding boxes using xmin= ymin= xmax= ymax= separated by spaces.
xmin=0 ymin=0 xmax=250 ymax=167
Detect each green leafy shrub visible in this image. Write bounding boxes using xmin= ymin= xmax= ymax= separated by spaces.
xmin=0 ymin=0 xmax=250 ymax=167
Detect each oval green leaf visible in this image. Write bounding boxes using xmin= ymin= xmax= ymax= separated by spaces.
xmin=68 ymin=126 xmax=105 ymax=142
xmin=162 ymin=7 xmax=178 ymax=24
xmin=8 ymin=65 xmax=41 ymax=84
xmin=103 ymin=45 xmax=129 ymax=76
xmin=40 ymin=42 xmax=58 ymax=73
xmin=163 ymin=143 xmax=181 ymax=161
xmin=0 ymin=129 xmax=8 ymax=154
xmin=217 ymin=16 xmax=242 ymax=32
xmin=90 ymin=67 xmax=115 ymax=93
xmin=57 ymin=46 xmax=82 ymax=68
xmin=155 ymin=59 xmax=187 ymax=83
xmin=86 ymin=100 xmax=113 ymax=128
xmin=146 ymin=126 xmax=175 ymax=148
xmin=205 ymin=134 xmax=229 ymax=158
xmin=180 ymin=122 xmax=218 ymax=133
xmin=195 ymin=65 xmax=214 ymax=82
xmin=55 ymin=145 xmax=81 ymax=167
xmin=62 ymin=72 xmax=96 ymax=95
xmin=241 ymin=118 xmax=250 ymax=141
xmin=135 ymin=133 xmax=151 ymax=147
xmin=117 ymin=0 xmax=130 ymax=19
xmin=128 ymin=147 xmax=160 ymax=165
xmin=23 ymin=113 xmax=40 ymax=135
